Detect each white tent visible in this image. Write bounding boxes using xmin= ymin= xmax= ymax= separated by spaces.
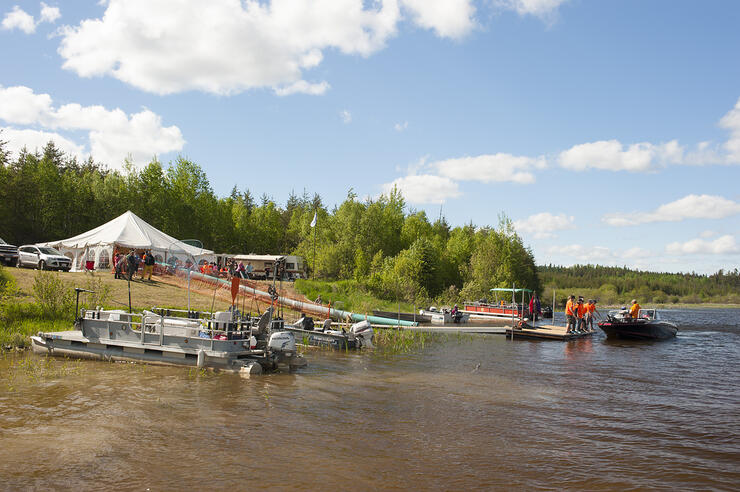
xmin=42 ymin=210 xmax=214 ymax=271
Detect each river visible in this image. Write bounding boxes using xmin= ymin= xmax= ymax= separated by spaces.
xmin=1 ymin=308 xmax=738 ymax=490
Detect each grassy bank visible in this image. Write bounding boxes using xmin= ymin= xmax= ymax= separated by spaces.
xmin=294 ymin=279 xmax=420 ymax=314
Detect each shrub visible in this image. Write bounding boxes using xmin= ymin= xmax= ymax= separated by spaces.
xmin=31 ymin=271 xmax=74 ymax=319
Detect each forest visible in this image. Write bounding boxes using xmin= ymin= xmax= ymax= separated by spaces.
xmin=1 ymin=137 xmax=738 ymax=306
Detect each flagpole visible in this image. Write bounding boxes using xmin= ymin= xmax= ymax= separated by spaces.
xmin=311 ymin=210 xmax=317 ymax=280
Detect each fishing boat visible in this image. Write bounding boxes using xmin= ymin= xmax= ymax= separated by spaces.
xmin=462 ymin=288 xmax=532 ymax=320
xmin=372 ymin=310 xmax=431 ymax=324
xmin=285 ymin=315 xmax=374 ymax=350
xmin=418 ymin=307 xmax=469 ymax=324
xmin=598 ymin=308 xmax=678 ymax=340
xmin=31 ymin=307 xmax=306 ymax=377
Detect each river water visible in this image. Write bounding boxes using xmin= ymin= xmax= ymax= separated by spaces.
xmin=1 ymin=308 xmax=738 ymax=490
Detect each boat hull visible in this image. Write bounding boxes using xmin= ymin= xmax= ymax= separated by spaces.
xmin=598 ymin=321 xmax=678 ymax=340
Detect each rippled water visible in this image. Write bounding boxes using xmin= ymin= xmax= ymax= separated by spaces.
xmin=1 ymin=308 xmax=738 ymax=490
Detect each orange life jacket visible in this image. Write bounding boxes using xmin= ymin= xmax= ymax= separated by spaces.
xmin=565 ymin=300 xmax=574 ymax=316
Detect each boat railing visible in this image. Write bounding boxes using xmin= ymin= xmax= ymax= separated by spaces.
xmin=80 ymin=308 xmax=257 ymax=349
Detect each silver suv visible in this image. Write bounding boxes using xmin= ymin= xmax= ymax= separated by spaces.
xmin=0 ymin=237 xmax=19 ymax=266
xmin=17 ymin=245 xmax=72 ymax=272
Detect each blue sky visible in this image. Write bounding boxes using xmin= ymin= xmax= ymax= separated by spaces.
xmin=1 ymin=0 xmax=739 ymax=273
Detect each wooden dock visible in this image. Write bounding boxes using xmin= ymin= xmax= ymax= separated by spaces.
xmin=505 ymin=323 xmax=595 ymax=341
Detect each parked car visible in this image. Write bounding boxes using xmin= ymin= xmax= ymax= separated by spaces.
xmin=17 ymin=245 xmax=72 ymax=271
xmin=0 ymin=237 xmax=19 ymax=266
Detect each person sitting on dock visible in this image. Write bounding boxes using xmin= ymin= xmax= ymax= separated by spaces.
xmin=565 ymin=295 xmax=576 ymax=334
xmin=576 ymin=297 xmax=587 ymax=332
xmin=629 ymin=299 xmax=641 ymax=319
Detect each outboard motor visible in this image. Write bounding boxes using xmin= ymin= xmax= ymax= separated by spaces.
xmin=268 ymin=331 xmax=299 ymax=368
xmin=350 ymin=320 xmax=374 ymax=349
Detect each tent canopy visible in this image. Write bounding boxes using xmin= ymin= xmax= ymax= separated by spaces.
xmin=43 ymin=210 xmax=213 ymax=257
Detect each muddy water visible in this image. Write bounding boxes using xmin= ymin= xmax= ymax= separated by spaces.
xmin=1 ymin=309 xmax=738 ymax=490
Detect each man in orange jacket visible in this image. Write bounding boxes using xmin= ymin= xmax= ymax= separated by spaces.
xmin=565 ymin=295 xmax=576 ymax=334
xmin=576 ymin=297 xmax=587 ymax=332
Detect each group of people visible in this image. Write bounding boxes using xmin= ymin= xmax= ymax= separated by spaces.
xmin=197 ymin=258 xmax=254 ymax=280
xmin=564 ymin=295 xmax=601 ymax=334
xmin=113 ymin=249 xmax=157 ymax=281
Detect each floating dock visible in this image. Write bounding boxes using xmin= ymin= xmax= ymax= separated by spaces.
xmin=505 ymin=322 xmax=595 ymax=340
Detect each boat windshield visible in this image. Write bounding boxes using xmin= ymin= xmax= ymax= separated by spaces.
xmin=638 ymin=309 xmax=657 ymax=320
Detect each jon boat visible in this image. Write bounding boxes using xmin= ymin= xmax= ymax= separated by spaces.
xmin=31 ymin=307 xmax=307 ymax=377
xmin=284 ymin=316 xmax=374 ymax=350
xmin=598 ymin=308 xmax=678 ymax=340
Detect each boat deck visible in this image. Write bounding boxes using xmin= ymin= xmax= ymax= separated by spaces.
xmin=506 ymin=323 xmax=595 ymax=341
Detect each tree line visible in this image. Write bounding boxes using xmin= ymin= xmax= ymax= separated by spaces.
xmin=0 ymin=138 xmax=540 ymax=303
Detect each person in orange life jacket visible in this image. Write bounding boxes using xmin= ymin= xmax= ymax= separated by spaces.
xmin=565 ymin=295 xmax=576 ymax=334
xmin=576 ymin=297 xmax=588 ymax=332
xmin=629 ymin=299 xmax=641 ymax=318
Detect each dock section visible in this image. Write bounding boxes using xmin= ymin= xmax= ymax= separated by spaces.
xmin=506 ymin=323 xmax=594 ymax=341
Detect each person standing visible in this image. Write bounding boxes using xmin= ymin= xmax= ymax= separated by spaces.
xmin=565 ymin=295 xmax=576 ymax=334
xmin=143 ymin=250 xmax=156 ymax=281
xmin=629 ymin=299 xmax=641 ymax=319
xmin=576 ymin=297 xmax=587 ymax=333
xmin=584 ymin=299 xmax=594 ymax=331
xmin=246 ymin=261 xmax=253 ymax=279
xmin=125 ymin=250 xmax=137 ymax=281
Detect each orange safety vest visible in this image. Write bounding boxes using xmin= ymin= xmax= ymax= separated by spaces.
xmin=576 ymin=303 xmax=587 ymax=318
xmin=565 ymin=299 xmax=574 ymax=316
xmin=630 ymin=303 xmax=641 ymax=318
xmin=588 ymin=303 xmax=595 ymax=314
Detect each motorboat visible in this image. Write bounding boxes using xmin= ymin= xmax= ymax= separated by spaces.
xmin=31 ymin=307 xmax=306 ymax=377
xmin=419 ymin=307 xmax=469 ymax=324
xmin=372 ymin=310 xmax=431 ymax=324
xmin=598 ymin=308 xmax=678 ymax=340
xmin=285 ymin=315 xmax=374 ymax=350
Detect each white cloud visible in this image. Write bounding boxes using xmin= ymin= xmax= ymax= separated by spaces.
xmin=340 ymin=110 xmax=352 ymax=124
xmin=699 ymin=230 xmax=717 ymax=239
xmin=603 ymin=194 xmax=740 ymax=226
xmin=666 ymin=235 xmax=739 ymax=255
xmin=55 ymin=0 xmax=404 ymax=96
xmin=40 ymin=3 xmax=61 ymax=24
xmin=1 ymin=127 xmax=85 ymax=158
xmin=514 ymin=212 xmax=575 ymax=239
xmin=273 ymin=80 xmax=330 ymax=96
xmin=0 ymin=85 xmax=184 ymax=168
xmin=435 ymin=153 xmax=547 ymax=184
xmin=496 ymin=0 xmax=567 ymax=18
xmin=401 ymin=0 xmax=476 ymax=39
xmin=382 ymin=174 xmax=461 ymax=204
xmin=2 ymin=6 xmax=36 ymax=33
xmin=394 ymin=121 xmax=408 ymax=132
xmin=719 ymin=96 xmax=740 ymax=163
xmin=558 ymin=139 xmax=683 ymax=172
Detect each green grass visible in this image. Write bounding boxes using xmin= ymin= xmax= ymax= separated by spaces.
xmin=294 ymin=278 xmax=419 ymax=314
xmin=0 ymin=302 xmax=71 ymax=349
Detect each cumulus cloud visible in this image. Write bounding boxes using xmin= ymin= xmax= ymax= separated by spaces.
xmin=40 ymin=3 xmax=61 ymax=23
xmin=0 ymin=85 xmax=184 ymax=168
xmin=401 ymin=0 xmax=476 ymax=39
xmin=603 ymin=194 xmax=740 ymax=226
xmin=1 ymin=3 xmax=61 ymax=34
xmin=544 ymin=244 xmax=615 ymax=263
xmin=435 ymin=153 xmax=547 ymax=184
xmin=558 ymin=139 xmax=683 ymax=172
xmin=340 ymin=110 xmax=352 ymax=124
xmin=666 ymin=235 xmax=739 ymax=255
xmin=719 ymin=96 xmax=740 ymax=163
xmin=1 ymin=127 xmax=85 ymax=158
xmin=2 ymin=6 xmax=36 ymax=33
xmin=382 ymin=174 xmax=461 ymax=204
xmin=514 ymin=212 xmax=575 ymax=239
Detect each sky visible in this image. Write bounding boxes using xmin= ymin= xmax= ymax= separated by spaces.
xmin=1 ymin=0 xmax=739 ymax=274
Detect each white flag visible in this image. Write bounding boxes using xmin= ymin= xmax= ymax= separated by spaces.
xmin=310 ymin=212 xmax=317 ymax=228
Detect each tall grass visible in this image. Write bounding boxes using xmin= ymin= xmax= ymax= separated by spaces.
xmin=294 ymin=278 xmax=417 ymax=314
